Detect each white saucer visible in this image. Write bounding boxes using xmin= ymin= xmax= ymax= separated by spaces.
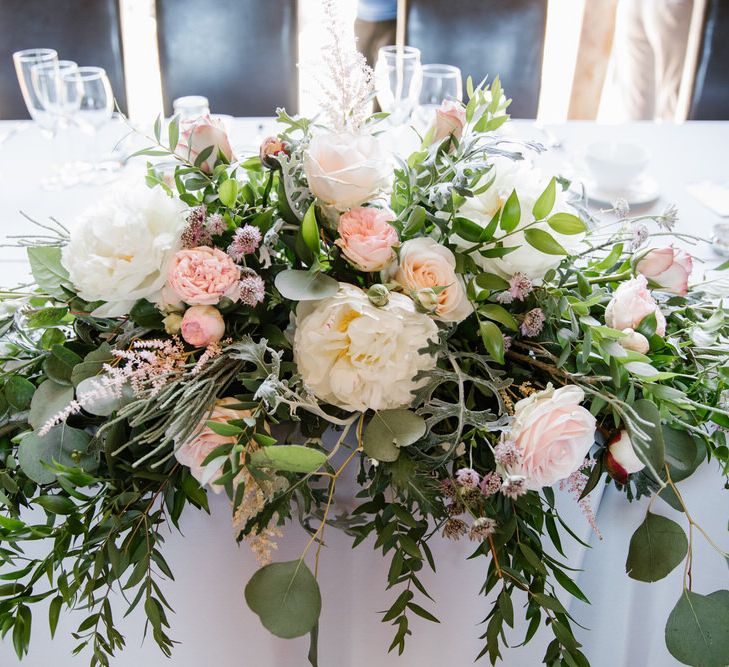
xmin=583 ymin=175 xmax=660 ymax=207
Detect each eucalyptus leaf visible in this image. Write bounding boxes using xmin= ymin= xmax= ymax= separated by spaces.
xmin=628 ymin=399 xmax=665 ymax=478
xmin=245 ymin=560 xmax=321 ymax=638
xmin=274 ymin=270 xmax=338 ymax=302
xmin=71 ymin=344 xmax=114 ymax=387
xmin=28 ymin=381 xmax=74 ymax=431
xmin=626 ymin=512 xmax=687 ymax=582
xmin=249 ymin=445 xmax=327 ymax=473
xmin=18 ymin=425 xmax=96 ymax=485
xmin=4 ymin=376 xmax=35 ymax=411
xmin=363 ymin=410 xmax=426 ymax=462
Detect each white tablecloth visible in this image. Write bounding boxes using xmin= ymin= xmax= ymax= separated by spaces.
xmin=0 ymin=119 xmax=727 ymax=667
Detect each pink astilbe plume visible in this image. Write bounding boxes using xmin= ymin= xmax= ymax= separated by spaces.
xmin=560 ymin=458 xmax=602 ymax=539
xmin=316 ymin=0 xmax=375 ymax=132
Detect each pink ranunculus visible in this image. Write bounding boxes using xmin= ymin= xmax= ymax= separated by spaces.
xmin=429 ymin=99 xmax=467 ymax=144
xmin=176 ymin=115 xmax=234 ymax=173
xmin=509 ymin=384 xmax=596 ymax=490
xmin=175 ymin=398 xmax=249 ymax=492
xmin=335 ymin=207 xmax=399 ymax=272
xmin=604 ymin=275 xmax=666 ymax=336
xmin=636 ymin=246 xmax=693 ymax=296
xmin=604 ymin=430 xmax=645 ymax=485
xmin=180 ymin=305 xmax=225 ymax=347
xmin=167 ymin=246 xmax=241 ymax=306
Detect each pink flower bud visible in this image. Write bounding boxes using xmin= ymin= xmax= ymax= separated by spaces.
xmin=429 ymin=100 xmax=467 ymax=145
xmin=181 ymin=305 xmax=225 ymax=347
xmin=176 ymin=115 xmax=234 ymax=173
xmin=636 ymin=246 xmax=692 ymax=296
xmin=605 ymin=430 xmax=645 ymax=484
xmin=619 ymin=328 xmax=650 ymax=354
xmin=259 ymin=136 xmax=288 ymax=166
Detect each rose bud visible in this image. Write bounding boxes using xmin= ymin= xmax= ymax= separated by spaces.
xmin=367 ymin=283 xmax=390 ymax=307
xmin=619 ymin=328 xmax=650 ymax=354
xmin=428 ymin=99 xmax=467 ymax=146
xmin=163 ymin=313 xmax=183 ymax=335
xmin=604 ymin=430 xmax=645 ymax=484
xmin=176 ymin=115 xmax=234 ymax=173
xmin=412 ymin=287 xmax=439 ymax=314
xmin=259 ymin=136 xmax=288 ymax=167
xmin=180 ymin=305 xmax=225 ymax=347
xmin=635 ymin=246 xmax=692 ymax=296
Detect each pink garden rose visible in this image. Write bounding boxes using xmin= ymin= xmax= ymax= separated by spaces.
xmin=605 ymin=275 xmax=666 ymax=336
xmin=175 ymin=398 xmax=249 ymax=492
xmin=604 ymin=430 xmax=645 ymax=485
xmin=176 ymin=115 xmax=234 ymax=173
xmin=509 ymin=384 xmax=596 ymax=490
xmin=636 ymin=246 xmax=692 ymax=296
xmin=335 ymin=207 xmax=399 ymax=272
xmin=166 ymin=246 xmax=241 ymax=306
xmin=181 ymin=305 xmax=225 ymax=347
xmin=429 ymin=99 xmax=467 ymax=144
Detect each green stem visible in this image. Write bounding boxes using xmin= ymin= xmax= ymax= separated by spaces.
xmin=563 ymin=269 xmax=632 ymax=288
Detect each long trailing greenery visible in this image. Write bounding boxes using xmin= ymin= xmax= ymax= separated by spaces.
xmin=0 ymin=75 xmax=727 ymax=667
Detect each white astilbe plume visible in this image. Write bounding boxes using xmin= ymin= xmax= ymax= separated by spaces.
xmin=316 ymin=0 xmax=374 ymax=132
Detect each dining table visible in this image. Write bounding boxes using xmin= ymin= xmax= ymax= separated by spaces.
xmin=0 ymin=117 xmax=727 ymax=667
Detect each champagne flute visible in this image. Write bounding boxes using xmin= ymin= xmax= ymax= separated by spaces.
xmin=413 ymin=64 xmax=463 ymax=129
xmin=12 ymin=48 xmax=58 ymax=135
xmin=374 ymin=46 xmax=423 ymax=125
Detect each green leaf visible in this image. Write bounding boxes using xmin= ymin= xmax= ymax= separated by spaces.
xmin=17 ymin=425 xmax=96 ymax=485
xmin=34 ymin=494 xmax=76 ymax=515
xmin=71 ymin=343 xmax=114 ymax=387
xmin=43 ymin=345 xmax=83 ymax=385
xmin=626 ymin=512 xmax=687 ymax=582
xmin=665 ymin=590 xmax=729 ymax=667
xmin=532 ymin=177 xmax=556 ymax=220
xmin=27 ymin=246 xmax=70 ymax=299
xmin=479 ymin=320 xmax=505 ymax=364
xmin=49 ymin=596 xmax=62 ymax=639
xmin=4 ymin=376 xmax=35 ymax=411
xmin=301 ymin=204 xmax=321 ymax=255
xmin=218 ymin=178 xmax=238 ymax=208
xmin=628 ymin=399 xmax=665 ymax=478
xmin=474 ymin=273 xmax=510 ymax=291
xmin=499 ymin=190 xmax=520 ymax=232
xmin=28 ymin=380 xmax=74 ymax=431
xmin=130 ymin=299 xmax=164 ymax=329
xmin=40 ymin=329 xmax=66 ymax=350
xmin=25 ymin=306 xmax=69 ymax=329
xmin=524 ymin=228 xmax=568 ymax=255
xmin=479 ymin=304 xmax=518 ymax=331
xmin=167 ymin=115 xmax=179 ymax=151
xmin=249 ymin=445 xmax=327 ymax=473
xmin=403 ymin=206 xmax=426 ymax=236
xmin=274 ymin=270 xmax=338 ymax=302
xmin=362 ymin=409 xmax=426 ymax=462
xmin=453 ymin=217 xmax=485 ymax=243
xmin=547 ymin=212 xmax=586 ymax=235
xmin=245 ymin=560 xmax=321 ymax=638
xmin=205 ymin=421 xmax=243 ymax=437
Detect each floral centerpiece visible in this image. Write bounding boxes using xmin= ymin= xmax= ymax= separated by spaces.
xmin=1 ymin=5 xmax=728 ymax=666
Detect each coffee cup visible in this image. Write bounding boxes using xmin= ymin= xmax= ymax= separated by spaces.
xmin=585 ymin=141 xmax=649 ymax=193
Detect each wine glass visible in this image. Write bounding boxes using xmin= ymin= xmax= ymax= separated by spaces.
xmin=12 ymin=48 xmax=58 ymax=134
xmin=30 ymin=60 xmax=79 ymax=133
xmin=413 ymin=64 xmax=463 ymax=129
xmin=374 ymin=46 xmax=423 ymax=125
xmin=64 ymin=66 xmax=114 ymax=133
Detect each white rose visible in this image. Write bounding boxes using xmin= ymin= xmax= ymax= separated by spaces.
xmin=389 ymin=237 xmax=473 ymax=323
xmin=294 ymin=284 xmax=438 ymax=412
xmin=303 ymin=132 xmax=391 ymax=211
xmin=62 ymin=186 xmax=185 ymax=317
xmin=454 ymin=157 xmax=583 ymax=281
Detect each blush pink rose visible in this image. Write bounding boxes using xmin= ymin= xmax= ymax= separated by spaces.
xmin=181 ymin=305 xmax=225 ymax=347
xmin=175 ymin=397 xmax=249 ymax=492
xmin=605 ymin=430 xmax=645 ymax=485
xmin=605 ymin=275 xmax=666 ymax=336
xmin=167 ymin=246 xmax=241 ymax=305
xmin=335 ymin=207 xmax=399 ymax=272
xmin=176 ymin=115 xmax=234 ymax=173
xmin=636 ymin=246 xmax=692 ymax=296
xmin=429 ymin=100 xmax=467 ymax=144
xmin=509 ymin=384 xmax=596 ymax=490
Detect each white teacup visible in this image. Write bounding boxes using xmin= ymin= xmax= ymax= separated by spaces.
xmin=585 ymin=141 xmax=649 ymax=193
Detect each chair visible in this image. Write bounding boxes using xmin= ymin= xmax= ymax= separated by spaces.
xmin=0 ymin=0 xmax=126 ymax=120
xmin=156 ymin=0 xmax=298 ymax=117
xmin=689 ymin=0 xmax=729 ymax=120
xmin=405 ymin=0 xmax=548 ymax=118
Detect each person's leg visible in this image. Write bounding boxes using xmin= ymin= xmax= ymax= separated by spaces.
xmin=643 ymin=0 xmax=694 ymax=121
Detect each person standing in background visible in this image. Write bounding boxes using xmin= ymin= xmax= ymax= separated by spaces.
xmin=354 ymin=0 xmax=398 ymax=68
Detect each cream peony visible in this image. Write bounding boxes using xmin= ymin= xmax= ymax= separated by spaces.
xmin=509 ymin=384 xmax=596 ymax=490
xmin=62 ymin=186 xmax=185 ymax=318
xmin=390 ymin=237 xmax=472 ymax=323
xmin=293 ymin=284 xmax=438 ymax=412
xmin=605 ymin=275 xmax=666 ymax=336
xmin=454 ymin=157 xmax=584 ymax=281
xmin=303 ymin=132 xmax=391 ymax=210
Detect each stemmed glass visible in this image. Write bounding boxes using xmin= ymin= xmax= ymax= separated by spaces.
xmin=12 ymin=48 xmax=58 ymax=135
xmin=413 ymin=64 xmax=463 ymax=129
xmin=30 ymin=60 xmax=79 ymax=133
xmin=374 ymin=46 xmax=423 ymax=125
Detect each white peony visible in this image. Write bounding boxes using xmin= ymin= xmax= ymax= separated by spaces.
xmin=303 ymin=132 xmax=392 ymax=211
xmin=293 ymin=284 xmax=438 ymax=412
xmin=62 ymin=186 xmax=185 ymax=317
xmin=455 ymin=157 xmax=584 ymax=281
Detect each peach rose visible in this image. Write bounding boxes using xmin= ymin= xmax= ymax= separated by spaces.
xmin=605 ymin=275 xmax=666 ymax=336
xmin=175 ymin=397 xmax=248 ymax=492
xmin=166 ymin=246 xmax=241 ymax=306
xmin=429 ymin=99 xmax=467 ymax=144
xmin=181 ymin=305 xmax=225 ymax=347
xmin=335 ymin=207 xmax=399 ymax=272
xmin=605 ymin=430 xmax=645 ymax=484
xmin=509 ymin=384 xmax=596 ymax=490
xmin=391 ymin=237 xmax=472 ymax=323
xmin=636 ymin=246 xmax=692 ymax=296
xmin=176 ymin=115 xmax=234 ymax=173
